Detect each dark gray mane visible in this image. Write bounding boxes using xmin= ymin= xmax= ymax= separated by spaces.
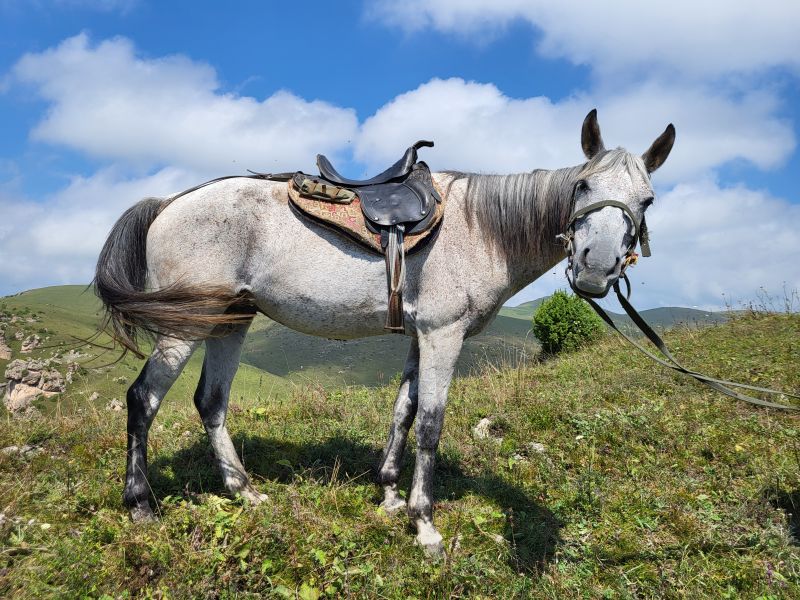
xmin=448 ymin=148 xmax=647 ymax=261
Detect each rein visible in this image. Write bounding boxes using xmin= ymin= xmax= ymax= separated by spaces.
xmin=559 ymin=200 xmax=799 ymax=412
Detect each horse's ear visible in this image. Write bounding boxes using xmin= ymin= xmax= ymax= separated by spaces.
xmin=642 ymin=124 xmax=676 ymax=173
xmin=581 ymin=108 xmax=605 ymax=159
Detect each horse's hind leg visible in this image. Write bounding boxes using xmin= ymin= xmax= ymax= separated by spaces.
xmin=377 ymin=338 xmax=419 ymax=514
xmin=193 ymin=322 xmax=266 ymax=505
xmin=125 ymin=336 xmax=199 ymax=522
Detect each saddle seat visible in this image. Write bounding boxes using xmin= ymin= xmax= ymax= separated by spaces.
xmin=317 ymin=140 xmax=433 ymax=187
xmin=286 ymin=140 xmax=445 ymax=332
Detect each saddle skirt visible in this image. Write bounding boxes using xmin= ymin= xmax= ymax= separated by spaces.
xmin=287 ymin=174 xmax=446 ymax=255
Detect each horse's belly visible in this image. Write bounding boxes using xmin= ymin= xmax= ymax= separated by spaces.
xmin=251 ymin=228 xmax=394 ymax=339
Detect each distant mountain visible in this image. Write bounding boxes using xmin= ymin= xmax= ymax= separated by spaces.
xmin=500 ymin=296 xmax=728 ymax=333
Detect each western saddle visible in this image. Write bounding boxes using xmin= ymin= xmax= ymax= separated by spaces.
xmin=285 ymin=140 xmax=444 ymax=332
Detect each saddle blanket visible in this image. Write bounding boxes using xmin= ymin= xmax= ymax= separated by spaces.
xmin=287 ymin=178 xmax=446 ymax=254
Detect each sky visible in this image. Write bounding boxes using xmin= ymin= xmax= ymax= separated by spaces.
xmin=0 ymin=0 xmax=799 ymax=312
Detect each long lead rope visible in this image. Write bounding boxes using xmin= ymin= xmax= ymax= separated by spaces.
xmin=560 ymin=196 xmax=798 ymax=412
xmin=572 ymin=277 xmax=800 ymax=411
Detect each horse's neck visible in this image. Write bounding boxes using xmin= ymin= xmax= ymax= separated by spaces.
xmin=504 ymin=166 xmax=576 ymax=288
xmin=432 ymin=167 xmax=575 ymax=314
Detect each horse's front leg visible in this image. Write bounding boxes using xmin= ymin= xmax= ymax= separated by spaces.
xmin=377 ymin=339 xmax=419 ymax=514
xmin=408 ymin=325 xmax=464 ymax=558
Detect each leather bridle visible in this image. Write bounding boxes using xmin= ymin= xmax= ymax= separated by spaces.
xmin=557 ymin=199 xmax=651 ymax=296
xmin=556 ymin=197 xmax=799 ymax=411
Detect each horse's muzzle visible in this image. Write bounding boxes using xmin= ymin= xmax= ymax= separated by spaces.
xmin=572 ymin=269 xmax=613 ymax=297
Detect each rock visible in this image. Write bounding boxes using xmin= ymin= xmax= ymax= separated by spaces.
xmin=39 ymin=369 xmax=65 ymax=394
xmin=14 ymin=331 xmax=23 ymax=340
xmin=473 ymin=417 xmax=493 ymax=439
xmin=527 ymin=442 xmax=546 ymax=454
xmin=4 ymin=381 xmax=42 ymax=414
xmin=60 ymin=350 xmax=84 ymax=363
xmin=4 ymin=359 xmax=65 ymax=411
xmin=21 ymin=335 xmax=42 ymax=354
xmin=65 ymin=362 xmax=80 ymax=384
xmin=1 ymin=444 xmax=44 ymax=458
xmin=106 ymin=398 xmax=124 ymax=412
xmin=89 ymin=392 xmax=99 ymax=402
xmin=473 ymin=417 xmax=504 ymax=442
xmin=0 ymin=334 xmax=10 ymax=360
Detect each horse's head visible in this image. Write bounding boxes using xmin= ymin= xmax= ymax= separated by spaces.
xmin=565 ymin=109 xmax=675 ymax=297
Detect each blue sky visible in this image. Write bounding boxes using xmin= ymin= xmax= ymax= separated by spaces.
xmin=1 ymin=0 xmax=798 ymax=311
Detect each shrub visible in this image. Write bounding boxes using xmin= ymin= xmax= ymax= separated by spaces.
xmin=532 ymin=290 xmax=605 ymax=354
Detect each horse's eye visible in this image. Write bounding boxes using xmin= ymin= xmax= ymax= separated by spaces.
xmin=575 ymin=180 xmax=589 ymax=193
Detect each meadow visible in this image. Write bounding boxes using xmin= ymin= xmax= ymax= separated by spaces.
xmin=0 ymin=287 xmax=797 ymax=598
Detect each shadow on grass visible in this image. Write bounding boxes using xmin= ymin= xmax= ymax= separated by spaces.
xmin=149 ymin=434 xmax=562 ymax=572
xmin=765 ymin=487 xmax=800 ymax=546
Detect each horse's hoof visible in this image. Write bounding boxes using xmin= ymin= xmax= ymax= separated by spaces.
xmin=237 ymin=486 xmax=268 ymax=506
xmin=379 ymin=496 xmax=407 ymax=516
xmin=416 ymin=530 xmax=445 ymax=560
xmin=130 ymin=505 xmax=157 ymax=523
xmin=415 ymin=520 xmax=445 ymax=560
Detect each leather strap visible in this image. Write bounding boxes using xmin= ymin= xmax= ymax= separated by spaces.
xmin=567 ymin=199 xmax=650 ymax=257
xmin=572 ymin=278 xmax=800 ymax=411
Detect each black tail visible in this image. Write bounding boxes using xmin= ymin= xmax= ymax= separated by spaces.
xmin=94 ymin=197 xmax=253 ymax=358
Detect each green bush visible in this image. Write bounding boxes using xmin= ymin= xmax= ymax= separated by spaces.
xmin=532 ymin=290 xmax=605 ymax=354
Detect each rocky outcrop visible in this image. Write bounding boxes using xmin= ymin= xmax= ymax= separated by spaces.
xmin=4 ymin=382 xmax=43 ymax=416
xmin=21 ymin=335 xmax=42 ymax=354
xmin=0 ymin=333 xmax=10 ymax=360
xmin=3 ymin=359 xmax=66 ymax=417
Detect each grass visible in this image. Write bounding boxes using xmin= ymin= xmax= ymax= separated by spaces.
xmin=0 ymin=292 xmax=798 ymax=597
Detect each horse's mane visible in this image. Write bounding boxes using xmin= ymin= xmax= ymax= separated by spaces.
xmin=447 ymin=148 xmax=648 ymax=261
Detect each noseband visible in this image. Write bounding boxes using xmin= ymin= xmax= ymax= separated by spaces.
xmin=557 ymin=199 xmax=652 ymax=297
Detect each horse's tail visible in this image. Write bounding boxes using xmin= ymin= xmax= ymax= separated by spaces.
xmin=94 ymin=197 xmax=254 ymax=358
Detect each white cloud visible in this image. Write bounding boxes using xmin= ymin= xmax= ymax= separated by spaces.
xmin=631 ymin=180 xmax=800 ymax=308
xmin=509 ymin=179 xmax=800 ymax=310
xmin=0 ymin=167 xmax=199 ymax=293
xmin=356 ymin=78 xmax=794 ymax=183
xmin=11 ymin=34 xmax=358 ymax=173
xmin=370 ymin=0 xmax=800 ymax=78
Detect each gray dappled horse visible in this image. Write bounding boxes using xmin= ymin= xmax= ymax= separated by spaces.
xmin=95 ymin=110 xmax=674 ymax=557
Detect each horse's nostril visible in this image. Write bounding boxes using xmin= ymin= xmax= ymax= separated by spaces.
xmin=583 ymin=248 xmax=590 ymax=258
xmin=606 ymin=256 xmax=621 ymax=276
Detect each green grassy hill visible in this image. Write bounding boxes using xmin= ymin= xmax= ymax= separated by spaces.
xmin=0 ymin=286 xmax=290 ymax=415
xmin=0 ymin=285 xmax=798 ymax=598
xmin=1 ymin=286 xmax=727 ymax=391
xmin=242 ymin=312 xmax=537 ymax=387
xmin=2 ymin=286 xmax=538 ymax=388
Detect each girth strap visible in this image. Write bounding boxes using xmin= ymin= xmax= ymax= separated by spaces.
xmin=382 ymin=225 xmax=406 ymax=332
xmin=575 ymin=278 xmax=799 ymax=411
